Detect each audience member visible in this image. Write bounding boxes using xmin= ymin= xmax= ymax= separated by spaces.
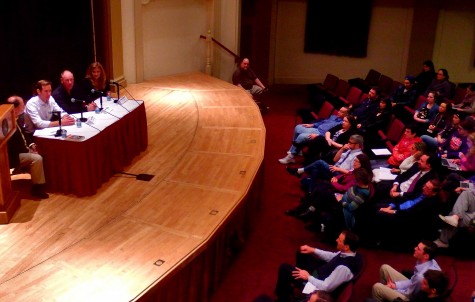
xmin=286 ymin=135 xmax=364 ymax=193
xmin=453 ymin=83 xmax=475 ymax=117
xmin=391 ymin=75 xmax=419 ymax=118
xmin=423 ymin=102 xmax=451 ymax=137
xmin=308 ymin=290 xmax=334 ymax=302
xmin=413 ymin=92 xmax=439 ymax=131
xmin=232 ymin=57 xmax=268 ymax=110
xmin=424 ymin=69 xmax=452 ymax=102
xmin=390 ymin=142 xmax=427 ymax=175
xmin=52 ymin=70 xmax=96 ymax=114
xmin=278 ymin=107 xmax=349 ymax=164
xmin=414 ymin=60 xmax=436 ymax=95
xmin=371 ymin=240 xmax=441 ymax=301
xmin=387 ymin=126 xmax=422 ymax=167
xmin=5 ymin=96 xmax=48 ymax=199
xmin=434 ymin=189 xmax=475 ymax=248
xmin=25 ymin=80 xmax=75 ymax=129
xmin=304 ymin=115 xmax=357 ymax=164
xmin=393 ymin=270 xmax=449 ymax=302
xmin=274 ymin=231 xmax=363 ymax=302
xmin=349 ymin=86 xmax=381 ymax=126
xmin=370 ymin=179 xmax=441 ymax=245
xmin=376 ymin=154 xmax=438 ymax=202
xmin=438 ymin=118 xmax=475 ymax=160
xmin=359 ymin=98 xmax=393 ymax=150
xmin=421 ymin=113 xmax=461 ymax=153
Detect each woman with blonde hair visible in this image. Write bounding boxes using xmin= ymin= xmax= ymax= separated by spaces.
xmin=84 ymin=62 xmax=110 ymax=93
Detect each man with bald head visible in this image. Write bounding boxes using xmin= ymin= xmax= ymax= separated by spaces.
xmin=53 ymin=70 xmax=96 ymax=114
xmin=6 ymin=96 xmax=49 ymax=199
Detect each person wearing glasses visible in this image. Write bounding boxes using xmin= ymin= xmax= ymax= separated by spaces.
xmin=286 ymin=135 xmax=364 ymax=194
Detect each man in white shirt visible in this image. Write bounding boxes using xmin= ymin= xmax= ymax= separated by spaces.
xmin=274 ymin=230 xmax=363 ymax=302
xmin=25 ymin=79 xmax=75 ymax=129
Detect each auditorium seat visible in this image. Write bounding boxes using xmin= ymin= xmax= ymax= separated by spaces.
xmin=377 ymin=117 xmax=405 ymax=151
xmin=339 ymin=86 xmax=363 ymax=107
xmin=404 ymin=94 xmax=426 ymax=116
xmin=349 ymin=68 xmax=381 ymax=92
xmin=327 ymin=79 xmax=350 ymax=106
xmin=377 ymin=74 xmax=394 ymax=97
xmin=315 ymin=73 xmax=339 ymax=94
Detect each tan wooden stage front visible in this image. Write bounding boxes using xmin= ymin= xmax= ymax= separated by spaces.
xmin=0 ymin=73 xmax=265 ymax=301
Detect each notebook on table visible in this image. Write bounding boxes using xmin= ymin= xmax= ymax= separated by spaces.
xmin=441 ymin=158 xmax=461 ymax=170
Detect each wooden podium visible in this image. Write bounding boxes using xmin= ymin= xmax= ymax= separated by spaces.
xmin=0 ymin=104 xmax=20 ymax=224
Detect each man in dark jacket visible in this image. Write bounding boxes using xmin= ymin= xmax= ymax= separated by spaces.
xmin=6 ymin=96 xmax=48 ymax=199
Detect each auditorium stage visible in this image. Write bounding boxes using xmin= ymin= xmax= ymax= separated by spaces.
xmin=0 ymin=73 xmax=265 ymax=301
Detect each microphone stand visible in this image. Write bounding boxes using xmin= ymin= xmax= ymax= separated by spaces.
xmin=99 ymin=94 xmax=104 ymax=111
xmin=79 ymin=102 xmax=88 ymax=122
xmin=53 ymin=111 xmax=63 ymax=137
xmin=113 ymin=83 xmax=120 ymax=103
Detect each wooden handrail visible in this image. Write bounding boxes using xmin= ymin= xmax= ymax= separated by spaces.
xmin=200 ymin=35 xmax=240 ymax=63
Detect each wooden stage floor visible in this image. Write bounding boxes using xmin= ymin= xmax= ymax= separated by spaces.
xmin=0 ymin=73 xmax=265 ymax=301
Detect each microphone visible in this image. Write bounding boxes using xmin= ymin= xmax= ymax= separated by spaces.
xmin=90 ymin=90 xmax=104 ymax=111
xmin=109 ymin=80 xmax=120 ymax=103
xmin=90 ymin=89 xmax=106 ymax=95
xmin=71 ymin=98 xmax=88 ymax=122
xmin=51 ymin=110 xmax=63 ymax=137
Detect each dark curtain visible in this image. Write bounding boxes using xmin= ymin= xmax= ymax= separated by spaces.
xmin=304 ymin=0 xmax=372 ymax=58
xmin=0 ymin=1 xmax=93 ymax=101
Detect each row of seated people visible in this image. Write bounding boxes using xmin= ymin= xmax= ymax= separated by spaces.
xmin=5 ymin=62 xmax=111 ymax=199
xmin=283 ymin=88 xmax=475 ymax=167
xmin=273 ymin=230 xmax=452 ymax=302
xmin=306 ymin=64 xmax=475 ymax=130
xmin=277 ymin=108 xmax=475 ymax=251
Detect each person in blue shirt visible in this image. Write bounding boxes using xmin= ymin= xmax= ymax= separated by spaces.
xmin=372 ymin=240 xmax=441 ymax=301
xmin=279 ymin=107 xmax=349 ymax=164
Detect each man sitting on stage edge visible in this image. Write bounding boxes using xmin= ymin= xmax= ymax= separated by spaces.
xmin=25 ymin=80 xmax=75 ymax=129
xmin=6 ymin=96 xmax=49 ymax=199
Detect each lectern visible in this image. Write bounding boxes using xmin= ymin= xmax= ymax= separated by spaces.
xmin=0 ymin=104 xmax=20 ymax=224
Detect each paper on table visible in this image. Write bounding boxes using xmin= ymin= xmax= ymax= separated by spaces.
xmin=374 ymin=167 xmax=397 ymax=181
xmin=372 ymin=148 xmax=392 ymax=156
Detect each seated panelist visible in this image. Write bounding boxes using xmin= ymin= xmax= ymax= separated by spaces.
xmin=25 ymin=79 xmax=75 ymax=129
xmin=52 ymin=70 xmax=97 ymax=114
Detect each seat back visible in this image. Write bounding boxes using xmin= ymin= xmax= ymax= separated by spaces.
xmin=384 ymin=118 xmax=405 ymax=145
xmin=442 ymin=264 xmax=458 ymax=300
xmin=334 ymin=282 xmax=353 ymax=302
xmin=322 ymin=73 xmax=340 ymax=92
xmin=414 ymin=95 xmax=427 ymax=110
xmin=333 ymin=79 xmax=351 ymax=99
xmin=389 ymin=80 xmax=403 ymax=96
xmin=378 ymin=74 xmax=394 ymax=96
xmin=340 ymin=86 xmax=363 ymax=106
xmin=365 ymin=69 xmax=381 ymax=87
xmin=317 ymin=101 xmax=335 ymax=119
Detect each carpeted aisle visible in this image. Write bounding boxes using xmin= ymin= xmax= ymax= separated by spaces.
xmin=209 ymin=85 xmax=474 ymax=302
